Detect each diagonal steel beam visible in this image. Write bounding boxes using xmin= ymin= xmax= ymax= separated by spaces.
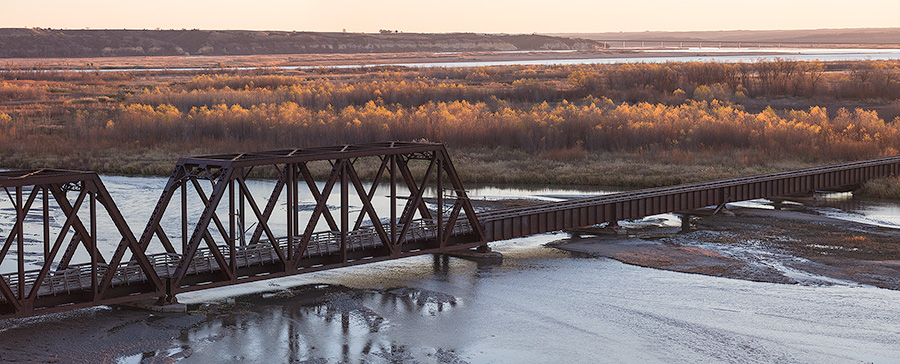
xmin=50 ymin=185 xmax=107 ymax=269
xmin=239 ymin=175 xmax=288 ymax=265
xmin=138 ymin=165 xmax=186 ymax=252
xmin=0 ymin=186 xmax=39 ymax=263
xmin=438 ymin=147 xmax=486 ymax=242
xmin=170 ymin=167 xmax=235 ymax=290
xmin=0 ymin=274 xmax=21 ymax=312
xmin=26 ymin=188 xmax=89 ymax=302
xmin=292 ymin=161 xmax=342 ymax=269
xmin=93 ymin=177 xmax=164 ymax=299
xmin=345 ymin=161 xmax=393 ymax=255
xmin=154 ymin=224 xmax=177 ymax=254
xmin=353 ymin=156 xmax=389 ymax=230
xmin=395 ymin=157 xmax=437 ymax=252
xmin=202 ymin=229 xmax=234 ymax=282
xmin=189 ymin=177 xmax=237 ymax=250
xmin=440 ymin=201 xmax=464 ymax=247
xmin=298 ymin=163 xmax=340 ymax=232
xmin=237 ymin=176 xmax=280 ymax=248
xmin=396 ymin=156 xmax=433 ymax=220
xmin=0 ymin=186 xmax=66 ymax=311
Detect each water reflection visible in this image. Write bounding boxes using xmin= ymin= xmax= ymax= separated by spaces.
xmin=115 ymin=229 xmax=900 ymax=364
xmin=172 ymin=281 xmax=467 ymax=363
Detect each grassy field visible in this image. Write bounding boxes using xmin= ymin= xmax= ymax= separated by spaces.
xmin=1 ymin=59 xmax=899 ymax=188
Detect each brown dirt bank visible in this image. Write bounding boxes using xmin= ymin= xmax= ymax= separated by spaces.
xmin=554 ymin=205 xmax=900 ymax=289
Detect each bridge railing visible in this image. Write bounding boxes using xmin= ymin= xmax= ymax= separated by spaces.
xmin=479 ymin=156 xmax=900 ymax=241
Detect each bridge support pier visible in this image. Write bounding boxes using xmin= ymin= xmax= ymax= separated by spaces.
xmin=566 ymin=221 xmax=625 ymax=239
xmin=771 ymin=198 xmax=785 ymax=210
xmin=445 ymin=246 xmax=503 ymax=264
xmin=119 ymin=298 xmax=187 ymax=314
xmin=679 ymin=214 xmax=694 ymax=232
xmin=605 ymin=221 xmax=625 ymax=234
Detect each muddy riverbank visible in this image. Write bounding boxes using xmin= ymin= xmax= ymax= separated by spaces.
xmin=556 ymin=203 xmax=900 ymax=290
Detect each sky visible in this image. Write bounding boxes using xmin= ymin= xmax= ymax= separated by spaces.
xmin=2 ymin=0 xmax=899 ymax=33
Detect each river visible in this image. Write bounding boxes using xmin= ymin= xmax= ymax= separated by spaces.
xmin=4 ymin=48 xmax=899 ymax=74
xmin=385 ymin=48 xmax=900 ymax=68
xmin=1 ymin=174 xmax=899 ymax=363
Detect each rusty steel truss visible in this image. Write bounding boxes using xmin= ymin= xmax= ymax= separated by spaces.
xmin=137 ymin=141 xmax=486 ymax=303
xmin=0 ymin=169 xmax=162 ymax=318
xmin=479 ymin=155 xmax=900 ymax=241
xmin=3 ymin=143 xmax=900 ymax=319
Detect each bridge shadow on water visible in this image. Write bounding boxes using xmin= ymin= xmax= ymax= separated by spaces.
xmin=127 ymin=254 xmax=488 ymax=363
xmin=0 ymin=251 xmax=505 ymax=363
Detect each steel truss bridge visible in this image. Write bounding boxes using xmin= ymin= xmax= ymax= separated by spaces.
xmin=1 ymin=142 xmax=898 ymax=319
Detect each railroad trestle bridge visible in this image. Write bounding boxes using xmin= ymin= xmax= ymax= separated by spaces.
xmin=1 ymin=142 xmax=898 ymax=319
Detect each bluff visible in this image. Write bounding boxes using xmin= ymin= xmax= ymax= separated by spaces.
xmin=0 ymin=29 xmax=605 ymax=58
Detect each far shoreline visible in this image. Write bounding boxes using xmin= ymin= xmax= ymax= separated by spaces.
xmin=2 ymin=47 xmax=896 ymax=71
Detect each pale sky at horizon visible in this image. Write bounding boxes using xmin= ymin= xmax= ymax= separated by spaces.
xmin=2 ymin=0 xmax=898 ymax=33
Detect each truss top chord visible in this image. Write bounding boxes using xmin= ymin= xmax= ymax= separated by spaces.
xmin=179 ymin=141 xmax=446 ymax=168
xmin=0 ymin=169 xmax=99 ymax=188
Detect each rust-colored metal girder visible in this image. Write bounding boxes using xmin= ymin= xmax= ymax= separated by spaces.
xmin=137 ymin=142 xmax=485 ymax=303
xmin=7 ymin=144 xmax=900 ymax=320
xmin=479 ymin=155 xmax=900 ymax=241
xmin=0 ymin=169 xmax=163 ymax=318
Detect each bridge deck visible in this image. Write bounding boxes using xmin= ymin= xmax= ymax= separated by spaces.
xmin=5 ymin=156 xmax=899 ymax=303
xmin=479 ymin=155 xmax=900 ymax=241
xmin=0 ymin=218 xmax=473 ymax=303
xmin=3 ymin=144 xmax=900 ymax=319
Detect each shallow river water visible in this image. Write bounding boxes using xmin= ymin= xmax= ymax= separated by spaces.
xmin=2 ymin=175 xmax=900 ymax=363
xmin=157 ymin=233 xmax=900 ymax=364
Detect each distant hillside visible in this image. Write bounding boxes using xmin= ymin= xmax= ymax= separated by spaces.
xmin=0 ymin=29 xmax=605 ymax=58
xmin=554 ymin=28 xmax=900 ymax=45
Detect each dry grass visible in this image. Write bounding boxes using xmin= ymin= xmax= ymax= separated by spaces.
xmin=0 ymin=145 xmax=823 ymax=187
xmin=2 ymin=61 xmax=900 ymax=187
xmin=449 ymin=148 xmax=822 ymax=187
xmin=856 ymin=177 xmax=900 ymax=199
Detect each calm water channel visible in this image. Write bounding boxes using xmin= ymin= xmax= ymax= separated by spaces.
xmin=7 ymin=48 xmax=900 ymax=73
xmin=1 ymin=175 xmax=900 ymax=363
xmin=387 ymin=48 xmax=900 ymax=68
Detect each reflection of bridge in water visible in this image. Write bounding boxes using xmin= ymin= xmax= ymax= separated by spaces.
xmin=2 ymin=141 xmax=899 ymax=319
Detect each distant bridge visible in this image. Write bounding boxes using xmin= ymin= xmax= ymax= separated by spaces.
xmin=1 ymin=142 xmax=898 ymax=319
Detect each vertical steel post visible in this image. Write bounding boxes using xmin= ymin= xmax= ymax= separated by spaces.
xmin=90 ymin=190 xmax=98 ymax=303
xmin=229 ymin=179 xmax=236 ymax=279
xmin=43 ymin=186 xmax=49 ymax=260
xmin=16 ymin=186 xmax=23 ymax=300
xmin=391 ymin=155 xmax=397 ymax=246
xmin=182 ymin=181 xmax=188 ymax=253
xmin=286 ymin=163 xmax=294 ymax=261
xmin=239 ymin=176 xmax=245 ymax=247
xmin=292 ymin=165 xmax=299 ymax=248
xmin=436 ymin=157 xmax=443 ymax=247
xmin=341 ymin=160 xmax=348 ymax=263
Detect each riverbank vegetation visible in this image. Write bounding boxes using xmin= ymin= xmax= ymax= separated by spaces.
xmin=856 ymin=176 xmax=900 ymax=199
xmin=2 ymin=60 xmax=900 ymax=186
